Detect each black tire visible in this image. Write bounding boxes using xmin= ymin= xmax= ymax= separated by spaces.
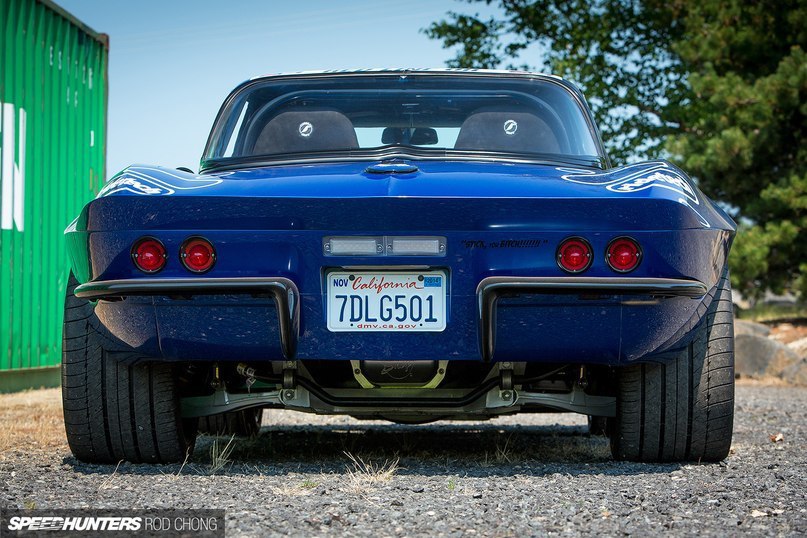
xmin=611 ymin=269 xmax=734 ymax=462
xmin=198 ymin=408 xmax=263 ymax=438
xmin=62 ymin=273 xmax=198 ymax=464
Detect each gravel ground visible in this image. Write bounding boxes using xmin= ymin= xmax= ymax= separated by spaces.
xmin=1 ymin=383 xmax=805 ymax=536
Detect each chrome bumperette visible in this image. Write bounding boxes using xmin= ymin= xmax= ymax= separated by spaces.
xmin=74 ymin=277 xmax=300 ymax=359
xmin=476 ymin=276 xmax=708 ymax=362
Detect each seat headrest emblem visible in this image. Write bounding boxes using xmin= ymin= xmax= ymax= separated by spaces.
xmin=298 ymin=121 xmax=313 ymax=138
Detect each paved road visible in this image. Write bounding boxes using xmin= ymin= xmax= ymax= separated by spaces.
xmin=1 ymin=384 xmax=805 ymax=536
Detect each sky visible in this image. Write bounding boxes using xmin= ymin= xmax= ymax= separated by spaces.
xmin=53 ymin=0 xmax=497 ymax=179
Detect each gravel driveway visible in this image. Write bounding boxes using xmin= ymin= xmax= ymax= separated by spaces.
xmin=1 ymin=383 xmax=805 ymax=536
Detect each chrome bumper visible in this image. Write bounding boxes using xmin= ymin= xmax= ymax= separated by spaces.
xmin=476 ymin=276 xmax=708 ymax=362
xmin=74 ymin=277 xmax=301 ymax=359
xmin=75 ymin=275 xmax=706 ymax=363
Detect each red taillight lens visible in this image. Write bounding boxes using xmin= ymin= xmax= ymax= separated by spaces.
xmin=180 ymin=237 xmax=216 ymax=273
xmin=557 ymin=237 xmax=592 ymax=273
xmin=131 ymin=238 xmax=167 ymax=273
xmin=606 ymin=237 xmax=641 ymax=272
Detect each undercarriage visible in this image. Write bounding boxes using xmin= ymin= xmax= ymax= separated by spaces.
xmin=179 ymin=360 xmax=617 ymax=423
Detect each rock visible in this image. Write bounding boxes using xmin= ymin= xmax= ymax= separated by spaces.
xmin=735 ymin=333 xmax=804 ymax=384
xmin=734 ymin=320 xmax=771 ymax=338
xmin=779 ymin=358 xmax=807 ymax=386
xmin=787 ymin=337 xmax=807 ymax=359
xmin=735 ymin=334 xmax=784 ymax=377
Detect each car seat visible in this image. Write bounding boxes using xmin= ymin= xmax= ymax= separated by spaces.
xmin=252 ymin=109 xmax=359 ymax=155
xmin=454 ymin=108 xmax=561 ymax=154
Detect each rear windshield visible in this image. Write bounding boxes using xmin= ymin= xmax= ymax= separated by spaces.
xmin=203 ymin=73 xmax=603 ymax=168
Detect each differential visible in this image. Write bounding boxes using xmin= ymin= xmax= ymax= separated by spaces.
xmin=351 ymin=360 xmax=448 ymax=389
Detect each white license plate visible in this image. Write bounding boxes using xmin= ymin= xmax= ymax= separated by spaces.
xmin=327 ymin=271 xmax=447 ymax=332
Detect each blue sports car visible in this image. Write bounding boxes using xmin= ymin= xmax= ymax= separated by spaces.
xmin=62 ymin=69 xmax=736 ymax=464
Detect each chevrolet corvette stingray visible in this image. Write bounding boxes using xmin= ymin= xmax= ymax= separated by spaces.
xmin=62 ymin=69 xmax=735 ymax=464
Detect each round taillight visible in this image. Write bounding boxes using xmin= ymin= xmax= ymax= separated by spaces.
xmin=131 ymin=237 xmax=167 ymax=273
xmin=180 ymin=237 xmax=216 ymax=273
xmin=606 ymin=237 xmax=641 ymax=272
xmin=557 ymin=237 xmax=592 ymax=273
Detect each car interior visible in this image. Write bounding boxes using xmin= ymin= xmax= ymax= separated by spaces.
xmin=231 ymin=91 xmax=578 ymax=158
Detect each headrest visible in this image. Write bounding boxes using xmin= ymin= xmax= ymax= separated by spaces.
xmin=252 ymin=109 xmax=358 ymax=155
xmin=454 ymin=108 xmax=561 ymax=154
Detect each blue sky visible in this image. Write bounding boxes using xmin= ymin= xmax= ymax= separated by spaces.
xmin=54 ymin=0 xmax=499 ymax=179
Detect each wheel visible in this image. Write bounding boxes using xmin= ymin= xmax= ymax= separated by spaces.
xmin=61 ymin=273 xmax=198 ymax=464
xmin=198 ymin=408 xmax=263 ymax=437
xmin=611 ymin=269 xmax=734 ymax=462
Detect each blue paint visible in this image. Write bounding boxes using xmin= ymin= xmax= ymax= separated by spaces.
xmin=66 ymin=72 xmax=736 ymax=367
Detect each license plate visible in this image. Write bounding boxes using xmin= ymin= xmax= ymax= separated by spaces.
xmin=327 ymin=271 xmax=447 ymax=332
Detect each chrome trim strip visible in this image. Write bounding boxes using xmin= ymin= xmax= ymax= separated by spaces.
xmin=202 ymin=149 xmax=602 ymax=174
xmin=75 ymin=277 xmax=300 ymax=359
xmin=476 ymin=276 xmax=708 ymax=362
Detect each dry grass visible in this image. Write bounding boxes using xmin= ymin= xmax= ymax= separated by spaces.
xmin=269 ymin=477 xmax=322 ymax=497
xmin=0 ymin=388 xmax=66 ymax=457
xmin=208 ymin=434 xmax=237 ymax=475
xmin=99 ymin=460 xmax=123 ymax=490
xmin=494 ymin=433 xmax=514 ymax=463
xmin=342 ymin=451 xmax=399 ymax=495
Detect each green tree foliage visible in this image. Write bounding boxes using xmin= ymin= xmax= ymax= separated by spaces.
xmin=425 ymin=0 xmax=806 ymax=299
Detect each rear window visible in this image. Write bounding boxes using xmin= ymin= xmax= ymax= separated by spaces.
xmin=204 ymin=73 xmax=602 ymax=167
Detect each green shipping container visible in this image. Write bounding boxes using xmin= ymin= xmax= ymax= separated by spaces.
xmin=0 ymin=0 xmax=107 ymax=391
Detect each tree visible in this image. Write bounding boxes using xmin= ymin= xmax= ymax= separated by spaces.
xmin=667 ymin=3 xmax=806 ymax=299
xmin=425 ymin=0 xmax=806 ymax=300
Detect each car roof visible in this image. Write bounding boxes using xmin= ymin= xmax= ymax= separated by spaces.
xmin=244 ymin=68 xmax=584 ymax=97
xmin=249 ymin=68 xmax=560 ymax=80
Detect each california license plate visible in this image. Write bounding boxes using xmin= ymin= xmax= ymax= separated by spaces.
xmin=326 ymin=271 xmax=447 ymax=332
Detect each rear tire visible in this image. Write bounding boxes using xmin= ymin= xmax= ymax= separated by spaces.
xmin=198 ymin=408 xmax=263 ymax=437
xmin=611 ymin=269 xmax=734 ymax=462
xmin=62 ymin=274 xmax=198 ymax=464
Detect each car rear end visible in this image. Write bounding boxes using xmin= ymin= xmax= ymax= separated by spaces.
xmin=62 ymin=70 xmax=736 ymax=464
